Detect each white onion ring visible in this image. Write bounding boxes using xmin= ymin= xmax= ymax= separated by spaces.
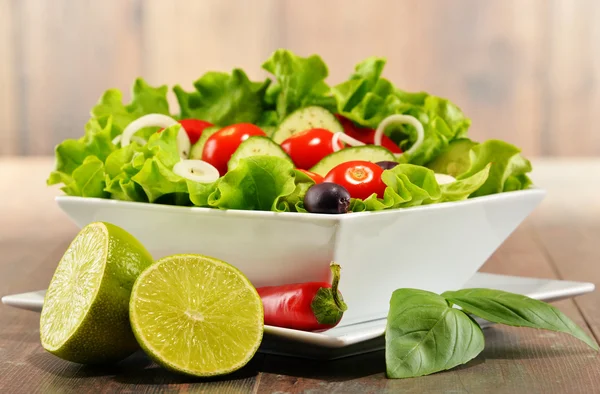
xmin=374 ymin=114 xmax=425 ymax=157
xmin=331 ymin=132 xmax=365 ymax=152
xmin=120 ymin=114 xmax=191 ymax=159
xmin=434 ymin=173 xmax=456 ymax=185
xmin=173 ymin=160 xmax=220 ymax=183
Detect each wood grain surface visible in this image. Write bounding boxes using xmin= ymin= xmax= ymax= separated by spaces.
xmin=1 ymin=0 xmax=600 ymax=157
xmin=1 ymin=158 xmax=599 ymax=393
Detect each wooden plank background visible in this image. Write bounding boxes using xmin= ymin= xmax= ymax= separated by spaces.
xmin=0 ymin=0 xmax=599 ymax=157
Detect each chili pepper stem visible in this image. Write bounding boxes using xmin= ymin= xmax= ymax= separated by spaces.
xmin=329 ymin=262 xmax=347 ymax=312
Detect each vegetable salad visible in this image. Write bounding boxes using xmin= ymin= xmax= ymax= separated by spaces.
xmin=48 ymin=49 xmax=532 ymax=213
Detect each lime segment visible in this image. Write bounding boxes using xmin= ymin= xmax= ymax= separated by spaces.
xmin=129 ymin=254 xmax=264 ymax=377
xmin=40 ymin=222 xmax=154 ymax=364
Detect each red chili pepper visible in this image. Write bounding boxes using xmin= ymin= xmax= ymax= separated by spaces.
xmin=257 ymin=262 xmax=347 ymax=332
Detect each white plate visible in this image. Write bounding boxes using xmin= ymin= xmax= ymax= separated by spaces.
xmin=56 ymin=190 xmax=545 ymax=327
xmin=3 ymin=272 xmax=593 ymax=359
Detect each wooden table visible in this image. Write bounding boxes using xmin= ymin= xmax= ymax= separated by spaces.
xmin=1 ymin=158 xmax=599 ymax=393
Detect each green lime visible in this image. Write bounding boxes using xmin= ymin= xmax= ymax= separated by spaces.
xmin=40 ymin=222 xmax=153 ymax=364
xmin=129 ymin=254 xmax=264 ymax=377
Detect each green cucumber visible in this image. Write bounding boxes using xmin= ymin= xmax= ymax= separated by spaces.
xmin=272 ymin=106 xmax=343 ymax=144
xmin=426 ymin=138 xmax=477 ymax=177
xmin=189 ymin=126 xmax=221 ymax=160
xmin=310 ymin=146 xmax=396 ymax=176
xmin=261 ymin=126 xmax=277 ymax=138
xmin=228 ymin=136 xmax=292 ymax=171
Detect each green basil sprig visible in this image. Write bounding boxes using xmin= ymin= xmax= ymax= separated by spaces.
xmin=386 ymin=288 xmax=598 ymax=379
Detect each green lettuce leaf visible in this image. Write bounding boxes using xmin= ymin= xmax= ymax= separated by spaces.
xmin=262 ymin=49 xmax=334 ymax=120
xmin=48 ymin=116 xmax=117 ymax=188
xmin=458 ymin=140 xmax=532 ymax=197
xmin=55 ymin=156 xmax=109 ymax=198
xmin=103 ymin=142 xmax=148 ymax=202
xmin=91 ymin=78 xmax=170 ymax=133
xmin=49 ymin=78 xmax=172 ymax=196
xmin=187 ymin=180 xmax=218 ymax=207
xmin=440 ymin=164 xmax=491 ymax=202
xmin=384 ymin=164 xmax=442 ymax=207
xmin=103 ymin=125 xmax=185 ymax=203
xmin=105 ymin=173 xmax=147 ymax=202
xmin=332 ymin=57 xmax=471 ymax=165
xmin=209 ymin=156 xmax=297 ymax=211
xmin=277 ymin=169 xmax=315 ymax=212
xmin=351 ymin=164 xmax=442 ymax=212
xmin=116 ymin=126 xmax=187 ymax=203
xmin=174 ymin=70 xmax=269 ymax=126
xmin=132 ymin=158 xmax=189 ymax=203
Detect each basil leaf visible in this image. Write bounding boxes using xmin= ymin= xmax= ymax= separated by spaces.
xmin=386 ymin=289 xmax=485 ymax=379
xmin=442 ymin=289 xmax=599 ymax=351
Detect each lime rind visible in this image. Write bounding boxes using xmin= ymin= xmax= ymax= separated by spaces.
xmin=129 ymin=254 xmax=264 ymax=377
xmin=40 ymin=222 xmax=154 ymax=364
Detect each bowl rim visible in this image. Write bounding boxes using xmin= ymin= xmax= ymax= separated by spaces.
xmin=55 ymin=188 xmax=546 ymax=223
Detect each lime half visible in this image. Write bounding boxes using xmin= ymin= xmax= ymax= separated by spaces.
xmin=40 ymin=222 xmax=154 ymax=364
xmin=129 ymin=254 xmax=264 ymax=377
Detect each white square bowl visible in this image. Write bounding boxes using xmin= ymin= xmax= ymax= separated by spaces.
xmin=56 ymin=188 xmax=545 ymax=327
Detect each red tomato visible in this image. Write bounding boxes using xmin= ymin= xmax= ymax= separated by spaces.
xmin=324 ymin=161 xmax=386 ymax=200
xmin=297 ymin=169 xmax=324 ymax=184
xmin=202 ymin=123 xmax=265 ymax=176
xmin=281 ymin=128 xmax=343 ymax=170
xmin=158 ymin=119 xmax=213 ymax=145
xmin=335 ymin=114 xmax=402 ymax=154
xmin=178 ymin=119 xmax=213 ymax=145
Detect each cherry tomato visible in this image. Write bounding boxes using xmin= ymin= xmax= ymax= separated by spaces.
xmin=281 ymin=128 xmax=343 ymax=170
xmin=335 ymin=114 xmax=402 ymax=154
xmin=202 ymin=123 xmax=265 ymax=176
xmin=324 ymin=160 xmax=386 ymax=200
xmin=297 ymin=169 xmax=324 ymax=184
xmin=178 ymin=119 xmax=213 ymax=145
xmin=158 ymin=119 xmax=213 ymax=145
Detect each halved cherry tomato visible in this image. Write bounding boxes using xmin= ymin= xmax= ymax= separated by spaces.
xmin=297 ymin=169 xmax=324 ymax=184
xmin=335 ymin=115 xmax=402 ymax=154
xmin=281 ymin=128 xmax=343 ymax=170
xmin=158 ymin=119 xmax=213 ymax=145
xmin=324 ymin=160 xmax=386 ymax=200
xmin=202 ymin=123 xmax=265 ymax=176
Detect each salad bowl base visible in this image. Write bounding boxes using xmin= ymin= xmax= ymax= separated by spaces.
xmin=3 ymin=272 xmax=593 ymax=360
xmin=54 ymin=189 xmax=546 ymax=327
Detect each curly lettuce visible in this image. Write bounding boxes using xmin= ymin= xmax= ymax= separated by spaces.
xmin=48 ymin=78 xmax=171 ymax=196
xmin=350 ymin=164 xmax=491 ymax=212
xmin=262 ymin=49 xmax=337 ymax=121
xmin=332 ymin=57 xmax=471 ymax=165
xmin=427 ymin=139 xmax=532 ymax=197
xmin=174 ymin=70 xmax=269 ymax=126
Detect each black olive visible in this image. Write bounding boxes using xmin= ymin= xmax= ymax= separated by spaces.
xmin=304 ymin=182 xmax=351 ymax=214
xmin=375 ymin=161 xmax=399 ymax=170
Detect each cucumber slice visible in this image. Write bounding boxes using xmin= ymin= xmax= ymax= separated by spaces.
xmin=426 ymin=138 xmax=477 ymax=177
xmin=261 ymin=126 xmax=277 ymax=138
xmin=272 ymin=106 xmax=343 ymax=144
xmin=189 ymin=126 xmax=221 ymax=160
xmin=310 ymin=146 xmax=396 ymax=176
xmin=228 ymin=136 xmax=292 ymax=171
